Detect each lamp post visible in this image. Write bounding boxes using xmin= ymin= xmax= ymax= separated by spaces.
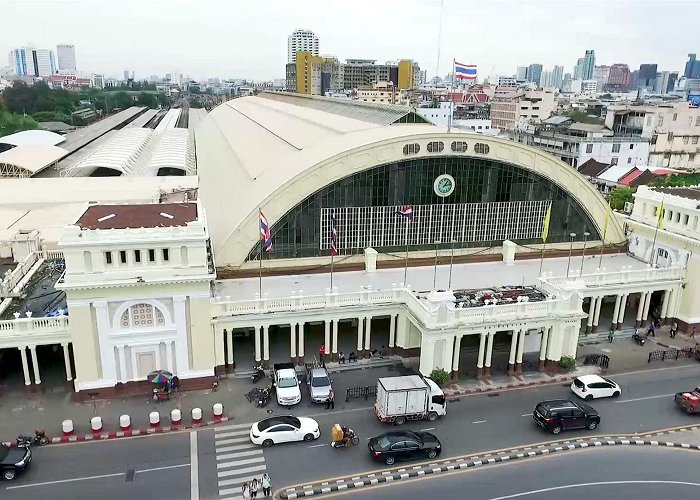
xmin=448 ymin=239 xmax=457 ymax=290
xmin=566 ymin=232 xmax=576 ymax=278
xmin=433 ymin=240 xmax=441 ymax=290
xmin=579 ymin=231 xmax=590 ymax=277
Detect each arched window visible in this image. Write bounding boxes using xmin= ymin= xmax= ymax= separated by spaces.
xmin=402 ymin=143 xmax=420 ymax=155
xmin=427 ymin=141 xmax=444 ymax=153
xmin=474 ymin=143 xmax=490 ymax=155
xmin=451 ymin=141 xmax=468 ymax=153
xmin=120 ymin=303 xmax=166 ymax=328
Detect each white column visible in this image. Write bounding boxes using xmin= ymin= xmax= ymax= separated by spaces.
xmin=94 ymin=300 xmax=116 ymax=382
xmin=617 ymin=294 xmax=628 ymax=326
xmin=508 ymin=330 xmax=519 ymax=365
xmin=154 ymin=342 xmax=162 ymax=369
xmin=29 ymin=345 xmax=41 ymax=384
xmin=357 ymin=317 xmax=364 ymax=351
xmin=226 ymin=330 xmax=234 ymax=366
xmin=539 ymin=327 xmax=550 ymax=362
xmin=19 ymin=347 xmax=31 ymax=386
xmin=324 ymin=320 xmax=331 ymax=353
xmin=298 ymin=322 xmax=305 ymax=358
xmin=254 ymin=326 xmax=262 ymax=362
xmin=484 ymin=332 xmax=495 ymax=368
xmin=612 ymin=295 xmax=622 ymax=327
xmin=476 ymin=333 xmax=487 ymax=368
xmin=388 ymin=314 xmax=397 ymax=348
xmin=130 ymin=347 xmax=138 ymax=380
xmin=636 ymin=292 xmax=646 ymax=322
xmin=166 ymin=341 xmax=174 ymax=373
xmin=364 ymin=316 xmax=372 ymax=351
xmin=62 ymin=343 xmax=73 ymax=382
xmin=452 ymin=335 xmax=462 ymax=372
xmin=593 ymin=296 xmax=603 ymax=328
xmin=642 ymin=290 xmax=652 ymax=321
xmin=332 ymin=319 xmax=339 ymax=354
xmin=586 ymin=298 xmax=596 ymax=329
xmin=660 ymin=289 xmax=671 ymax=320
xmin=117 ymin=345 xmax=128 ymax=383
xmin=667 ymin=288 xmax=678 ymax=320
xmin=173 ymin=296 xmax=190 ymax=376
xmin=516 ymin=329 xmax=526 ymax=364
xmin=263 ymin=325 xmax=270 ymax=361
xmin=290 ymin=323 xmax=297 ymax=358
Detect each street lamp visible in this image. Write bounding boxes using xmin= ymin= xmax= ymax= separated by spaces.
xmin=448 ymin=239 xmax=457 ymax=290
xmin=579 ymin=231 xmax=590 ymax=277
xmin=566 ymin=233 xmax=576 ymax=278
xmin=433 ymin=240 xmax=441 ymax=290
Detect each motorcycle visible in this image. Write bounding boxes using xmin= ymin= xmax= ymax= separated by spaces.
xmin=331 ymin=428 xmax=360 ymax=448
xmin=257 ymin=385 xmax=272 ymax=408
xmin=632 ymin=332 xmax=646 ymax=346
xmin=17 ymin=430 xmax=49 ymax=447
xmin=251 ymin=364 xmax=266 ymax=384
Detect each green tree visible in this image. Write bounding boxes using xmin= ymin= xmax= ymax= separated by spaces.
xmin=562 ymin=109 xmax=604 ymax=124
xmin=137 ymin=92 xmax=157 ymax=108
xmin=649 ymin=173 xmax=700 ymax=188
xmin=190 ymin=85 xmax=201 ymax=94
xmin=157 ymin=93 xmax=169 ymax=107
xmin=608 ymin=186 xmax=635 ymax=210
xmin=114 ymin=91 xmax=133 ymax=109
xmin=0 ymin=108 xmax=38 ymax=136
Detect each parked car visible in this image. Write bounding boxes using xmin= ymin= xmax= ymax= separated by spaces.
xmin=368 ymin=430 xmax=441 ymax=465
xmin=249 ymin=415 xmax=320 ymax=447
xmin=306 ymin=366 xmax=332 ymax=404
xmin=571 ymin=374 xmax=621 ymax=400
xmin=532 ymin=400 xmax=600 ymax=434
xmin=273 ymin=363 xmax=302 ymax=406
xmin=1 ymin=444 xmax=31 ymax=480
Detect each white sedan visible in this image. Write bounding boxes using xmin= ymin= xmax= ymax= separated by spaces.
xmin=249 ymin=415 xmax=320 ymax=447
xmin=571 ymin=374 xmax=621 ymax=400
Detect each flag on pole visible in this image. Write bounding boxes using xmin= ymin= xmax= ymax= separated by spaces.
xmin=541 ymin=204 xmax=552 ymax=243
xmin=397 ymin=204 xmax=414 ymax=220
xmin=259 ymin=210 xmax=273 ymax=252
xmin=657 ymin=200 xmax=664 ymax=230
xmin=454 ymin=61 xmax=477 ymax=80
xmin=330 ymin=215 xmax=338 ymax=256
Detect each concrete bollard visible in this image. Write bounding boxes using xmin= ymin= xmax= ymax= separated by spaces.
xmin=212 ymin=403 xmax=223 ymax=421
xmin=171 ymin=408 xmax=182 ymax=426
xmin=119 ymin=414 xmax=131 ymax=431
xmin=149 ymin=411 xmax=160 ymax=428
xmin=192 ymin=407 xmax=203 ymax=424
xmin=62 ymin=419 xmax=74 ymax=436
xmin=90 ymin=416 xmax=103 ymax=432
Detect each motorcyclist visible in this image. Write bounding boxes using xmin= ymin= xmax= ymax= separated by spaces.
xmin=341 ymin=426 xmax=351 ymax=446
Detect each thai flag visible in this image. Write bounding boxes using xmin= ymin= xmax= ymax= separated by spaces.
xmin=330 ymin=215 xmax=338 ymax=256
xmin=454 ymin=61 xmax=477 ymax=80
xmin=259 ymin=210 xmax=273 ymax=252
xmin=397 ymin=204 xmax=413 ymax=220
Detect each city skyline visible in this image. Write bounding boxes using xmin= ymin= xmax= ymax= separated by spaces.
xmin=2 ymin=0 xmax=697 ymax=81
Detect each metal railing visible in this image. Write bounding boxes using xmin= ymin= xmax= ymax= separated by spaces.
xmin=647 ymin=347 xmax=694 ymax=363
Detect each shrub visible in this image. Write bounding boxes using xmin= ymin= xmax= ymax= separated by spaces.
xmin=429 ymin=368 xmax=450 ymax=386
xmin=558 ymin=356 xmax=576 ymax=370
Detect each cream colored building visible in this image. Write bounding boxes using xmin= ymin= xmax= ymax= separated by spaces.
xmin=490 ymin=88 xmax=557 ymax=131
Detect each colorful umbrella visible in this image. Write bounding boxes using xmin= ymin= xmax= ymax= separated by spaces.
xmin=147 ymin=370 xmax=174 ymax=384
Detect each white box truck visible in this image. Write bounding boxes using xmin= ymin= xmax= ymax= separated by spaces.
xmin=374 ymin=375 xmax=447 ymax=425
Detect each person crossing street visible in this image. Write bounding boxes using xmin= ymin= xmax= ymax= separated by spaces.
xmin=325 ymin=387 xmax=335 ymax=410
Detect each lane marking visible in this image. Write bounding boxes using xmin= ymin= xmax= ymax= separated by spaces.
xmin=217 ymin=456 xmax=266 ymax=469
xmin=614 ymin=393 xmax=675 ymax=403
xmin=521 ymin=414 xmax=531 ymax=417
xmin=136 ymin=463 xmax=190 ymax=474
xmin=472 ymin=420 xmax=487 ymax=424
xmin=190 ymin=430 xmax=199 ymax=500
xmin=309 ymin=444 xmax=327 ymax=448
xmin=420 ymin=427 xmax=435 ymax=431
xmin=488 ymin=480 xmax=700 ymax=500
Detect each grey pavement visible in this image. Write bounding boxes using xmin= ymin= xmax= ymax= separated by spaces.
xmin=338 ymin=445 xmax=700 ymax=500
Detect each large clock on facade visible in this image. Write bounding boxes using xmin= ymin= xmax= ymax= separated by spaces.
xmin=433 ymin=174 xmax=456 ymax=197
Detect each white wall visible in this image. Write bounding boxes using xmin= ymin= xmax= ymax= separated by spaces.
xmin=577 ymin=140 xmax=650 ymax=167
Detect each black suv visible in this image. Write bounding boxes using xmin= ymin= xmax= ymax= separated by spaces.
xmin=533 ymin=400 xmax=600 ymax=435
xmin=1 ymin=444 xmax=31 ymax=480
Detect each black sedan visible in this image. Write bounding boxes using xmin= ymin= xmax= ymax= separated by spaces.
xmin=1 ymin=445 xmax=31 ymax=480
xmin=368 ymin=431 xmax=441 ymax=465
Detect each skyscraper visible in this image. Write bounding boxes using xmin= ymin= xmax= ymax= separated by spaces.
xmin=34 ymin=49 xmax=56 ymax=76
xmin=527 ymin=64 xmax=542 ymax=85
xmin=581 ymin=50 xmax=595 ymax=80
xmin=8 ymin=46 xmax=55 ymax=76
xmin=637 ymin=64 xmax=658 ymax=89
xmin=573 ymin=58 xmax=584 ymax=80
xmin=516 ymin=66 xmax=528 ymax=83
xmin=551 ymin=65 xmax=564 ymax=89
xmin=56 ymin=44 xmax=77 ymax=71
xmin=287 ymin=29 xmax=319 ymax=64
xmin=685 ymin=53 xmax=700 ymax=79
xmin=607 ymin=64 xmax=630 ymax=90
xmin=539 ymin=70 xmax=553 ymax=88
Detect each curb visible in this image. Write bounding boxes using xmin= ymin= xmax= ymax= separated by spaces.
xmin=444 ymin=374 xmax=577 ymax=398
xmin=2 ymin=416 xmax=230 ymax=447
xmin=278 ymin=435 xmax=700 ymax=499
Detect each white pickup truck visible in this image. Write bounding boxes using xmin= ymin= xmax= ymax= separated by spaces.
xmin=273 ymin=363 xmax=302 ymax=406
xmin=374 ymin=375 xmax=447 ymax=425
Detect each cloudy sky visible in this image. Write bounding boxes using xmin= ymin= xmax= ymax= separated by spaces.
xmin=3 ymin=0 xmax=696 ymax=81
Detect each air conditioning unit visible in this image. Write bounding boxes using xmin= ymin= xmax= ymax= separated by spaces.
xmin=623 ymin=202 xmax=634 ymax=214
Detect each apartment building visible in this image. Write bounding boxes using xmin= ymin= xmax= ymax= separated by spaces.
xmin=490 ymin=88 xmax=557 ymax=131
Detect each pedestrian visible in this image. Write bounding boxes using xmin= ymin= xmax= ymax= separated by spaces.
xmin=691 ymin=326 xmax=696 ymax=339
xmin=242 ymin=482 xmax=251 ymax=500
xmin=261 ymin=473 xmax=272 ymax=498
xmin=608 ymin=327 xmax=615 ymax=343
xmin=250 ymin=478 xmax=259 ymax=499
xmin=671 ymin=322 xmax=678 ymax=339
xmin=319 ymin=345 xmax=326 ymax=367
xmin=325 ymin=387 xmax=335 ymax=410
xmin=338 ymin=351 xmax=346 ymax=364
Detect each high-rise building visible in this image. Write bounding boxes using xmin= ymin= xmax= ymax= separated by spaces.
xmin=637 ymin=64 xmax=658 ymax=89
xmin=581 ymin=50 xmax=595 ymax=80
xmin=287 ymin=29 xmax=319 ymax=64
xmin=515 ymin=66 xmax=528 ymax=83
xmin=498 ymin=75 xmax=517 ymax=87
xmin=667 ymin=72 xmax=679 ymax=93
xmin=573 ymin=58 xmax=584 ymax=80
xmin=397 ymin=60 xmax=420 ymax=89
xmin=539 ymin=69 xmax=553 ymax=88
xmin=592 ymin=65 xmax=610 ymax=91
xmin=34 ymin=49 xmax=56 ymax=76
xmin=551 ymin=65 xmax=564 ymax=89
xmin=562 ymin=73 xmax=572 ymax=92
xmin=607 ymin=63 xmax=630 ymax=90
xmin=8 ymin=47 xmax=33 ymax=76
xmin=56 ymin=44 xmax=76 ymax=71
xmin=527 ymin=64 xmax=542 ymax=85
xmin=685 ymin=53 xmax=700 ymax=79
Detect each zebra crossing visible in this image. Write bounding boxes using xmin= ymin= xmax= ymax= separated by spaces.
xmin=214 ymin=422 xmax=267 ymax=499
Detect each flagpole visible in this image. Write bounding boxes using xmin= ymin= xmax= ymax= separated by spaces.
xmin=538 ymin=241 xmax=546 ymax=277
xmin=258 ymin=237 xmax=263 ymax=297
xmin=598 ymin=202 xmax=610 ymax=268
xmin=649 ymin=197 xmax=664 ymax=267
xmin=403 ymin=217 xmax=409 ymax=286
xmin=448 ymin=239 xmax=456 ymax=290
xmin=330 ymin=250 xmax=334 ymax=290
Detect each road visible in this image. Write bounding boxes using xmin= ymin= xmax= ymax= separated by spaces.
xmin=3 ymin=363 xmax=700 ymax=500
xmin=336 ymin=446 xmax=700 ymax=499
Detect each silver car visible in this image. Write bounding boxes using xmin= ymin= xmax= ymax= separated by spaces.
xmin=307 ymin=367 xmax=332 ymax=403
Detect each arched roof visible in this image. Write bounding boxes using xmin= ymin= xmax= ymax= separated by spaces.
xmin=0 ymin=145 xmax=69 ymax=177
xmin=144 ymin=129 xmax=194 ymax=175
xmin=66 ymin=128 xmax=153 ymax=176
xmin=0 ymin=129 xmax=66 ymax=147
xmin=196 ymin=92 xmax=625 ymax=267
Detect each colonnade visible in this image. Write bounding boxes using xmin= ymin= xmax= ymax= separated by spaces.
xmin=17 ymin=343 xmax=74 ymax=386
xmin=584 ymin=287 xmax=678 ymax=333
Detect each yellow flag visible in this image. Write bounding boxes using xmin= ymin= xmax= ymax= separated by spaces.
xmin=657 ymin=200 xmax=664 ymax=230
xmin=601 ymin=203 xmax=610 ymax=243
xmin=541 ymin=204 xmax=552 ymax=243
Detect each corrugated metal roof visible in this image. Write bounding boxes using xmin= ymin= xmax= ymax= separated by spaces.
xmin=598 ymin=165 xmax=636 ymax=183
xmin=0 ymin=129 xmax=66 ymax=147
xmin=0 ymin=145 xmax=69 ymax=175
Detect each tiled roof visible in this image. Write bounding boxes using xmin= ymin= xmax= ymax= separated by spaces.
xmin=76 ymin=203 xmax=198 ymax=230
xmin=577 ymin=158 xmax=609 ymax=177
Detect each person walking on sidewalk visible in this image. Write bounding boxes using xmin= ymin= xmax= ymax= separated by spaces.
xmin=325 ymin=388 xmax=335 ymax=410
xmin=691 ymin=326 xmax=696 ymax=339
xmin=319 ymin=345 xmax=326 ymax=367
xmin=670 ymin=322 xmax=678 ymax=339
xmin=608 ymin=327 xmax=615 ymax=343
xmin=261 ymin=473 xmax=272 ymax=498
